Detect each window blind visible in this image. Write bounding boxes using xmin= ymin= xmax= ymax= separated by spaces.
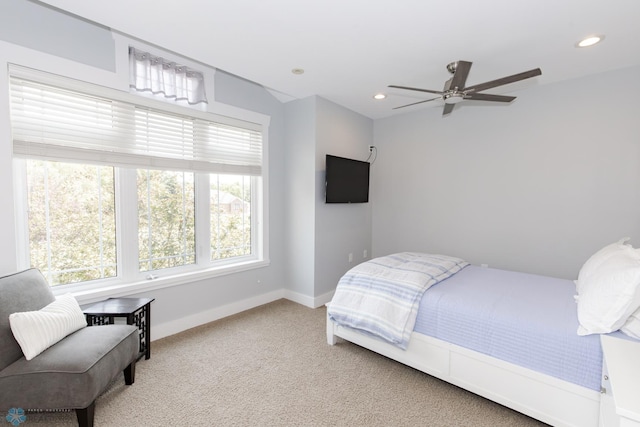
xmin=10 ymin=76 xmax=262 ymax=175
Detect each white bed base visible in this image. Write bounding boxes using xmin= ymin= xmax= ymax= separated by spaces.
xmin=327 ymin=314 xmax=621 ymax=427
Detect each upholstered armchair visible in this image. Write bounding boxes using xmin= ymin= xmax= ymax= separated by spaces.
xmin=0 ymin=269 xmax=139 ymax=427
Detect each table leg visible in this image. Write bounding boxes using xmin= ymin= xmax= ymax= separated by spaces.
xmin=144 ymin=303 xmax=151 ymax=360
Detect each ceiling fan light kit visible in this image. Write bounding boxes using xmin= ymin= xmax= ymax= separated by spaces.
xmin=390 ymin=60 xmax=542 ymax=116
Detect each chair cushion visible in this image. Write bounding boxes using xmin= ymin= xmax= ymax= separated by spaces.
xmin=0 ymin=269 xmax=55 ymax=371
xmin=0 ymin=324 xmax=139 ymax=410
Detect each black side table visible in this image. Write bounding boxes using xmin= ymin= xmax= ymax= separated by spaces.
xmin=83 ymin=297 xmax=154 ymax=360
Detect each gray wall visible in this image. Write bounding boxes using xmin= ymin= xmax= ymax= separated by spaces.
xmin=284 ymin=96 xmax=372 ymax=302
xmin=0 ymin=0 xmax=116 ymax=70
xmin=314 ymin=97 xmax=372 ymax=296
xmin=284 ymin=97 xmax=317 ymax=297
xmin=372 ymin=65 xmax=640 ymax=279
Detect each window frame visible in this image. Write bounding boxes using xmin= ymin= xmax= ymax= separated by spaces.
xmin=10 ymin=66 xmax=270 ymax=299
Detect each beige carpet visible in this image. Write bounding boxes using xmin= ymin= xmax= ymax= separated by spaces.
xmin=20 ymin=299 xmax=547 ymax=426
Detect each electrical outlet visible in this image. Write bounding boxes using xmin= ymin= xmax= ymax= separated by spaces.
xmin=348 ymin=253 xmax=353 ymax=263
xmin=363 ymin=249 xmax=368 ymax=258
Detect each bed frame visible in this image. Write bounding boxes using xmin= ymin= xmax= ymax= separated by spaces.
xmin=327 ymin=313 xmax=620 ymax=427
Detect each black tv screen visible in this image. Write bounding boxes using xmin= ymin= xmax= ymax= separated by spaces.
xmin=325 ymin=154 xmax=370 ymax=203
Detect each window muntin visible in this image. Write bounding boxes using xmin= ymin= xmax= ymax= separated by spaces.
xmin=26 ymin=160 xmax=117 ymax=286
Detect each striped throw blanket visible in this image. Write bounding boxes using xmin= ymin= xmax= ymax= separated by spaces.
xmin=327 ymin=252 xmax=468 ymax=349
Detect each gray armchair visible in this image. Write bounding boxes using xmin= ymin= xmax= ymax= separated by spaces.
xmin=0 ymin=269 xmax=139 ymax=427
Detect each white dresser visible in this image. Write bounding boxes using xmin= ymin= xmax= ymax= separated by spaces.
xmin=601 ymin=335 xmax=640 ymax=427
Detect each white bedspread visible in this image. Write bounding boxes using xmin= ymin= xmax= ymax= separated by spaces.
xmin=327 ymin=252 xmax=468 ymax=349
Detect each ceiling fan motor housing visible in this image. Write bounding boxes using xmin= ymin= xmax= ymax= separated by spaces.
xmin=443 ymin=92 xmax=465 ymax=104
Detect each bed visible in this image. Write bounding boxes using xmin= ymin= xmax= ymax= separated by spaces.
xmin=326 ymin=251 xmax=640 ymax=427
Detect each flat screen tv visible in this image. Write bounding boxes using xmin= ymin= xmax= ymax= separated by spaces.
xmin=325 ymin=154 xmax=370 ymax=203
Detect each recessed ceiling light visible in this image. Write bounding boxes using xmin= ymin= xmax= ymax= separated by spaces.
xmin=373 ymin=93 xmax=386 ymax=100
xmin=577 ymin=35 xmax=604 ymax=48
xmin=291 ymin=68 xmax=305 ymax=75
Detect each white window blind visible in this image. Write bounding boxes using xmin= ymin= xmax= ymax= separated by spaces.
xmin=10 ymin=75 xmax=262 ymax=175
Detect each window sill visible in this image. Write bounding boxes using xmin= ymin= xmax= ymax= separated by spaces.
xmin=56 ymin=259 xmax=270 ymax=305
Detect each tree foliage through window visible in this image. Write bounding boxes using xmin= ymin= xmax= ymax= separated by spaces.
xmin=27 ymin=160 xmax=117 ymax=285
xmin=26 ymin=161 xmax=254 ymax=286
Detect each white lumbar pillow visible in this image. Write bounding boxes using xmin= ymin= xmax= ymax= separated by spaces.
xmin=575 ymin=238 xmax=640 ymax=335
xmin=9 ymin=293 xmax=87 ymax=360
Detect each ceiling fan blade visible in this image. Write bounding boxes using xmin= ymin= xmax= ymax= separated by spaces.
xmin=463 ymin=68 xmax=542 ymax=93
xmin=442 ymin=103 xmax=455 ymax=116
xmin=392 ymin=97 xmax=441 ymax=110
xmin=388 ymin=85 xmax=443 ymax=95
xmin=464 ymin=93 xmax=516 ymax=102
xmin=449 ymin=61 xmax=472 ymax=90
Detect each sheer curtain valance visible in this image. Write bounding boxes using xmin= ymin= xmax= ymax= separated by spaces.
xmin=129 ymin=47 xmax=208 ymax=105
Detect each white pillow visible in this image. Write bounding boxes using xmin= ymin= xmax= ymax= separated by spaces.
xmin=621 ymin=306 xmax=640 ymax=339
xmin=575 ymin=239 xmax=640 ymax=336
xmin=576 ymin=238 xmax=631 ymax=293
xmin=9 ymin=294 xmax=87 ymax=360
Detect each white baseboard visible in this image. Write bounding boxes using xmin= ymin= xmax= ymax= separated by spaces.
xmin=283 ymin=289 xmax=334 ymax=309
xmin=152 ymin=287 xmax=335 ymax=341
xmin=152 ymin=288 xmax=286 ymax=340
xmin=313 ymin=290 xmax=335 ymax=308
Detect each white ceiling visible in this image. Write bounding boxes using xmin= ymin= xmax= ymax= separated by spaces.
xmin=39 ymin=0 xmax=640 ymax=120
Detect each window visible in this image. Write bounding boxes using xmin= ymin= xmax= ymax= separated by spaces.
xmin=25 ymin=160 xmax=117 ymax=285
xmin=210 ymin=174 xmax=252 ymax=260
xmin=138 ymin=169 xmax=196 ymax=272
xmin=10 ymin=66 xmax=266 ymax=289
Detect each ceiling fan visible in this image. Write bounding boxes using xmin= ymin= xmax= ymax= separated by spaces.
xmin=389 ymin=61 xmax=542 ymax=116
